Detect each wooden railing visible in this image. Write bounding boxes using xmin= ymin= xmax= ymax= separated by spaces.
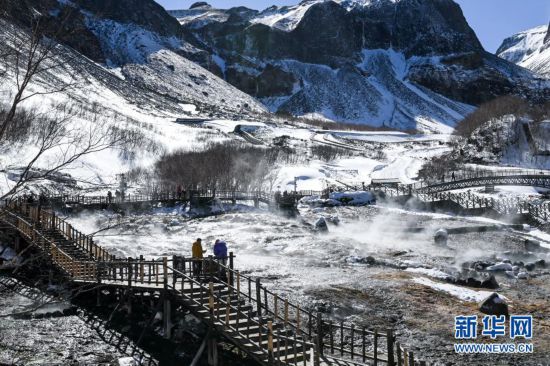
xmin=1 ymin=209 xmax=98 ymax=281
xmin=207 ymin=259 xmax=417 ymax=365
xmin=7 ymin=200 xmax=113 ymax=262
xmin=371 ymin=183 xmax=550 ymax=223
xmin=167 ymin=266 xmax=316 ymax=365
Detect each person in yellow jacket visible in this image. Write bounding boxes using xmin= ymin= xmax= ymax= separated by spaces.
xmin=192 ymin=238 xmax=206 ymax=276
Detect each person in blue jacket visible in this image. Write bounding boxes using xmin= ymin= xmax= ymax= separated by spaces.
xmin=213 ymin=239 xmax=228 ymax=261
xmin=213 ymin=239 xmax=228 ymax=278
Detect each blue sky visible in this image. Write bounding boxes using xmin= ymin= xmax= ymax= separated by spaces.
xmin=157 ymin=0 xmax=550 ymax=52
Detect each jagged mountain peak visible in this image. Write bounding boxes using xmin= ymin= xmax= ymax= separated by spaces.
xmin=497 ymin=23 xmax=550 ymax=78
xmin=190 ymin=2 xmax=212 ymax=10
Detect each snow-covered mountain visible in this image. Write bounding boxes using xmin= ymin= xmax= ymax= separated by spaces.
xmin=497 ymin=23 xmax=550 ymax=78
xmin=1 ymin=0 xmax=266 ymax=119
xmin=172 ymin=0 xmax=549 ymax=132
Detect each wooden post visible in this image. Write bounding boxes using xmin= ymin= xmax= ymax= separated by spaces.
xmin=314 ymin=337 xmax=320 ymax=366
xmin=284 ymin=299 xmax=289 ymax=327
xmin=164 ymin=296 xmax=172 ymax=339
xmin=362 ymin=327 xmax=366 ymax=362
xmin=373 ymin=330 xmax=378 ymax=365
xmin=340 ymin=321 xmax=344 ymax=356
xmin=163 ymin=257 xmax=168 ymax=289
xmin=296 ymin=305 xmax=301 ymax=331
xmin=268 ymin=321 xmax=274 ymax=363
xmin=351 ymin=324 xmax=355 ymax=359
xmin=236 ymin=271 xmax=241 ymax=297
xmin=225 ymin=294 xmax=231 ymax=328
xmin=229 ymin=252 xmax=234 ymax=286
xmin=264 ymin=288 xmax=268 ymax=315
xmin=208 ymin=255 xmax=214 ymax=282
xmin=172 ymin=255 xmax=177 ymax=287
xmin=274 ymin=295 xmax=278 ymax=320
xmin=317 ymin=312 xmax=323 ymax=355
xmin=139 ymin=255 xmax=144 ymax=283
xmin=209 ymin=282 xmax=215 ymax=312
xmin=207 ymin=335 xmax=218 ymax=366
xmin=127 ymin=257 xmax=132 ymax=288
xmin=396 ymin=342 xmax=402 ymax=366
xmin=387 ymin=330 xmax=395 ymax=366
xmin=255 ymin=278 xmax=262 ymax=318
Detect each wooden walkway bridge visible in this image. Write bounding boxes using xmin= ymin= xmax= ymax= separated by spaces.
xmin=416 ymin=173 xmax=550 ymax=195
xmin=372 ymin=184 xmax=550 ymax=223
xmin=44 ymin=189 xmax=326 ymax=210
xmin=0 ymin=200 xmax=430 ymax=366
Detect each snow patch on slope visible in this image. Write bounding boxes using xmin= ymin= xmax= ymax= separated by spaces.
xmin=169 ymin=8 xmax=230 ymax=28
xmin=267 ymin=49 xmax=472 ymax=133
xmin=413 ymin=277 xmax=495 ymax=303
xmin=251 ymin=2 xmax=316 ymax=32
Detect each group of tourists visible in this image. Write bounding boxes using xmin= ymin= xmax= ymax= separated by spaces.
xmin=106 ymin=190 xmax=124 ymax=203
xmin=191 ymin=238 xmax=228 ymax=277
xmin=176 ymin=185 xmax=186 ymax=200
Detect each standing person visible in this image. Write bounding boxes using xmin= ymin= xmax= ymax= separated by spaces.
xmin=213 ymin=239 xmax=228 ymax=263
xmin=452 ymin=172 xmax=456 ymax=181
xmin=192 ymin=238 xmax=206 ymax=277
xmin=213 ymin=239 xmax=228 ymax=278
xmin=107 ymin=191 xmax=112 ymax=204
xmin=176 ymin=185 xmax=182 ymax=200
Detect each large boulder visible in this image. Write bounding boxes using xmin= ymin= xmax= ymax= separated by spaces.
xmin=524 ymin=239 xmax=541 ymax=252
xmin=480 ymin=275 xmax=499 ymax=289
xmin=486 ymin=262 xmax=513 ymax=272
xmin=479 ymin=293 xmax=509 ymax=317
xmin=315 ymin=217 xmax=329 ymax=233
xmin=434 ymin=228 xmax=448 ymax=246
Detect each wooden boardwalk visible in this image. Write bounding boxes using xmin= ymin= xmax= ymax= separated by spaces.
xmin=45 ymin=190 xmax=324 ymax=210
xmin=0 ymin=200 xmax=430 ymax=366
xmin=372 ymin=182 xmax=550 ymax=223
xmin=363 ymin=170 xmax=550 ymax=224
xmin=416 ymin=174 xmax=550 ymax=194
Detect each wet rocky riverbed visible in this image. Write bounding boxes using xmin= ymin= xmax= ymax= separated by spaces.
xmin=0 ymin=289 xmax=131 ymax=365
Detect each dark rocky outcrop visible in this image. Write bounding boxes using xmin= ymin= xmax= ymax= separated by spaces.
xmin=1 ymin=0 xmax=182 ymax=63
xmin=73 ymin=0 xmax=182 ymax=37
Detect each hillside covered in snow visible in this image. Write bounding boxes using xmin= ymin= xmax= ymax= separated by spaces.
xmin=497 ymin=23 xmax=550 ymax=78
xmin=435 ymin=97 xmax=550 ymax=170
xmin=1 ymin=0 xmax=266 ymax=119
xmin=172 ymin=0 xmax=550 ymax=133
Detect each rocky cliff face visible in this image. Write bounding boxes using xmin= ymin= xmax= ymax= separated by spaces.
xmin=0 ymin=0 xmax=265 ymax=118
xmin=172 ymin=0 xmax=549 ymax=132
xmin=497 ymin=23 xmax=550 ymax=78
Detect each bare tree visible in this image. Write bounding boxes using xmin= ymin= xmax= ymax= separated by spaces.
xmin=0 ymin=1 xmax=77 ymax=141
xmin=0 ymin=104 xmax=124 ymax=200
xmin=0 ymin=2 xmax=125 ymax=200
